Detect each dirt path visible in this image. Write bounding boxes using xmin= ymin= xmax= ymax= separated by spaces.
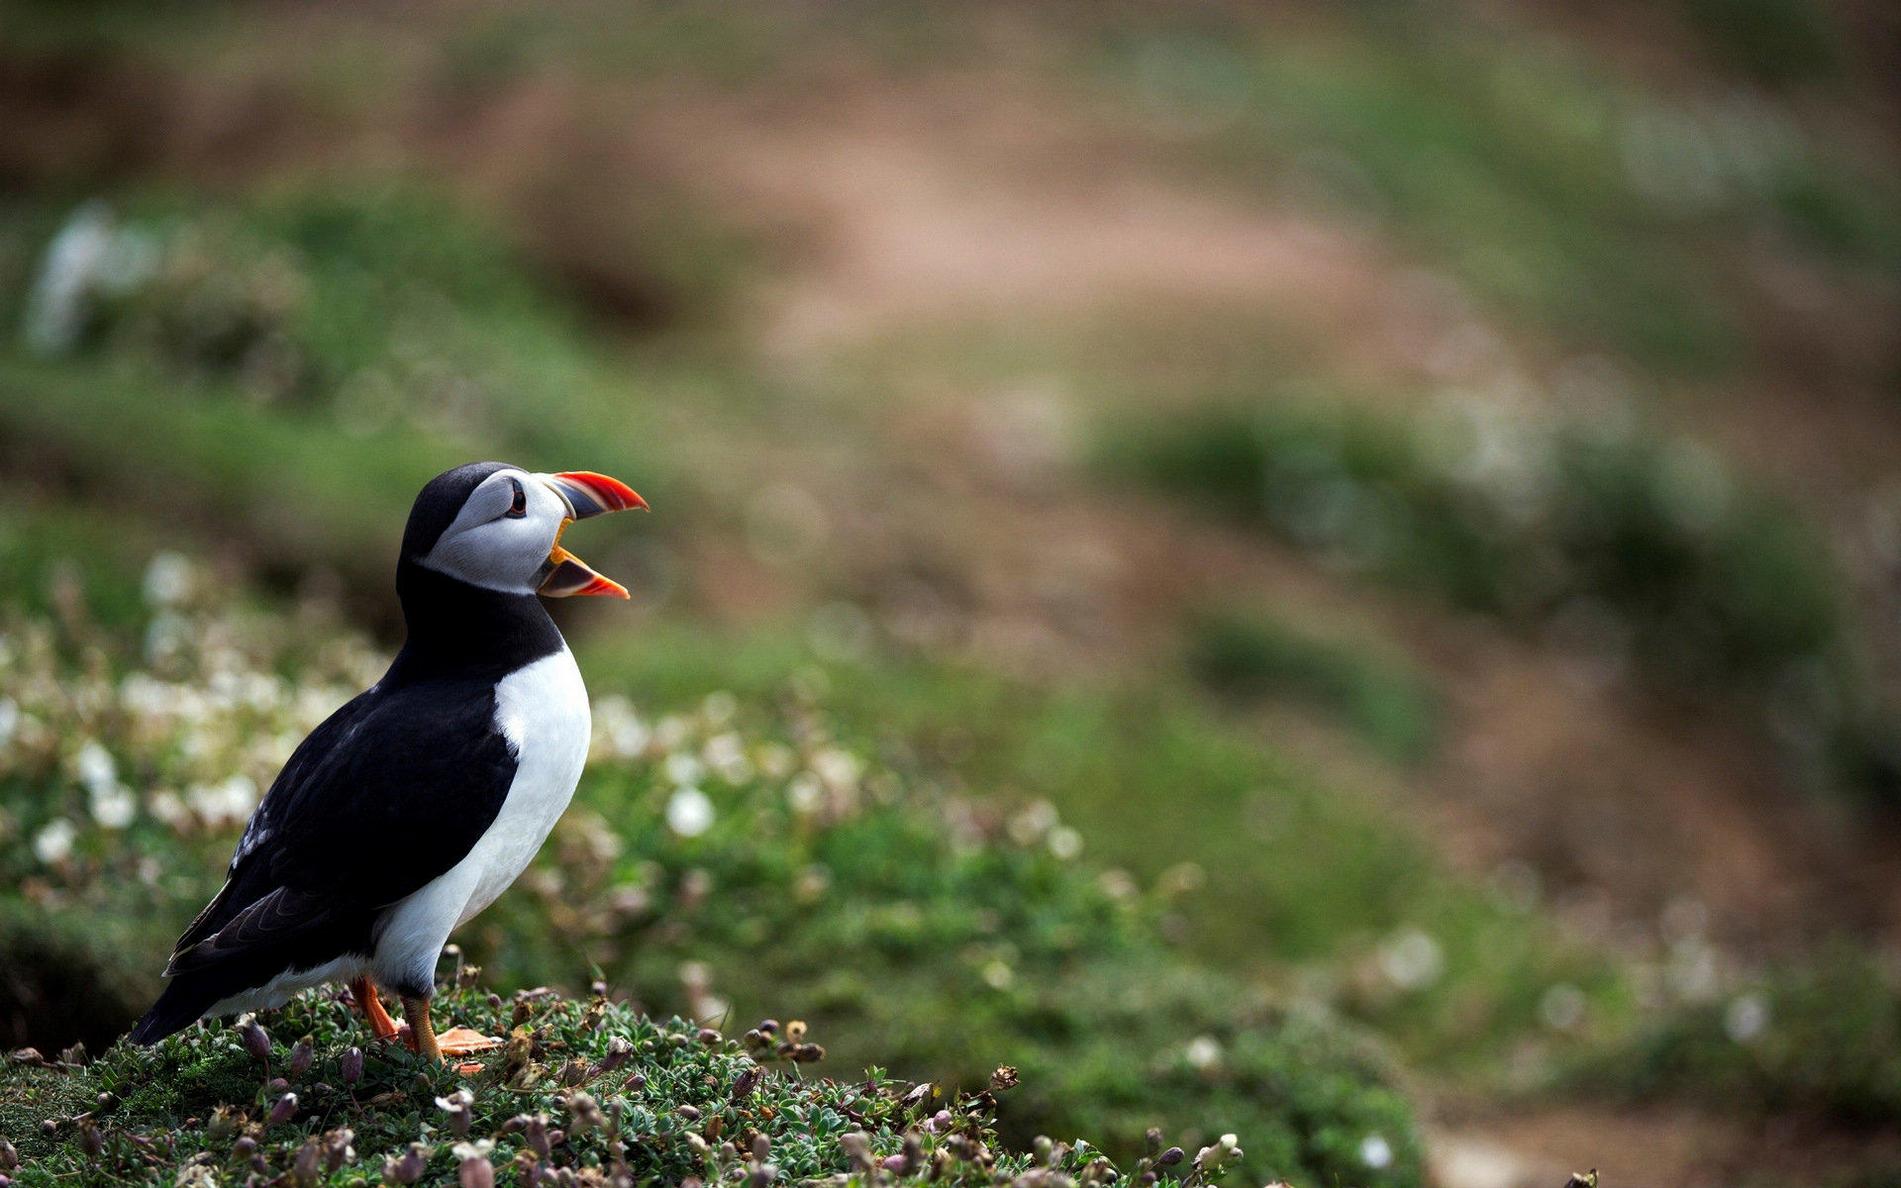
xmin=1430 ymin=1102 xmax=1901 ymax=1188
xmin=629 ymin=75 xmax=1415 ymax=365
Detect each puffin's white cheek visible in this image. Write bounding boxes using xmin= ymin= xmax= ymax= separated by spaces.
xmin=423 ymin=520 xmax=553 ymax=594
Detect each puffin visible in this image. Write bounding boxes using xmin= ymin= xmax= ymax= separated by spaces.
xmin=129 ymin=461 xmax=646 ymax=1061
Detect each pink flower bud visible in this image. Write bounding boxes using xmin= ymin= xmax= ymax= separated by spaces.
xmin=288 ymin=1035 xmax=315 ymax=1079
xmin=384 ymin=1144 xmax=428 ymax=1184
xmin=239 ymin=1018 xmax=271 ymax=1064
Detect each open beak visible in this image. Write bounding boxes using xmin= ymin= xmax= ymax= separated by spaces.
xmin=538 ymin=471 xmax=648 ymax=599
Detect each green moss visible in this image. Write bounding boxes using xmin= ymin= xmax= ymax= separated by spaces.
xmin=0 ymin=589 xmax=1430 ymax=1187
xmin=0 ymin=186 xmax=676 ymax=592
xmin=1 ymin=982 xmax=1180 ymax=1185
xmin=1101 ymin=398 xmax=1857 ymax=740
xmin=1568 ymin=949 xmax=1901 ymax=1126
xmin=1184 ymin=609 xmax=1439 ymax=763
xmin=577 ymin=623 xmax=1629 ymax=1082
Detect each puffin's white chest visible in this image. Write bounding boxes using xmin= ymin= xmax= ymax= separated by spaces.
xmin=461 ymin=647 xmax=591 ymax=921
xmin=371 ymin=648 xmax=589 ymax=987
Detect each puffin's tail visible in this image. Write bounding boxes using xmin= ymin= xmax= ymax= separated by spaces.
xmin=128 ymin=978 xmax=217 ymax=1046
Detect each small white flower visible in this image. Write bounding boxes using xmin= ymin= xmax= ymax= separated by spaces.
xmin=1007 ymin=800 xmax=1059 ymax=846
xmin=1360 ymin=1134 xmax=1393 ymax=1170
xmin=142 ymin=552 xmax=195 ymax=607
xmin=91 ymin=785 xmax=136 ymax=830
xmin=1194 ymin=1133 xmax=1243 ymax=1170
xmin=148 ymin=786 xmax=189 ymax=824
xmin=593 ymin=695 xmax=651 ymax=760
xmin=1539 ymin=983 xmax=1587 ymax=1032
xmin=33 ymin=818 xmax=77 ymax=864
xmin=1047 ymin=826 xmax=1083 ymax=861
xmin=786 ymin=773 xmax=823 ymax=814
xmin=664 ymin=752 xmax=705 ymax=788
xmin=654 ymin=714 xmax=690 ymax=750
xmin=703 ymin=732 xmax=752 ymax=783
xmin=1724 ymin=991 xmax=1770 ymax=1043
xmin=1378 ymin=928 xmax=1445 ymax=992
xmin=189 ymin=774 xmax=258 ymax=827
xmin=981 ymin=959 xmax=1015 ymax=990
xmin=666 ymin=787 xmax=715 ymax=837
xmin=73 ymin=741 xmax=117 ymax=794
xmin=1184 ymin=1034 xmax=1222 ymax=1071
xmin=701 ymin=691 xmax=737 ymax=724
xmin=811 ymin=747 xmax=862 ymax=790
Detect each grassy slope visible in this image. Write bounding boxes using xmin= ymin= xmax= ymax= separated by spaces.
xmin=0 ymin=583 xmax=1424 ymax=1187
xmin=1075 ymin=5 xmax=1901 ymax=378
xmin=0 ymin=175 xmax=1869 ymax=1102
xmin=0 ymin=22 xmax=1893 ymax=1166
xmin=0 ymin=981 xmax=1182 ymax=1186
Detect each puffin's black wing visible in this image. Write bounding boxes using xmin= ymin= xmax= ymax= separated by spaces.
xmin=130 ymin=678 xmax=518 ymax=1043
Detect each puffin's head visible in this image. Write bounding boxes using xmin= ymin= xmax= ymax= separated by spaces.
xmin=402 ymin=461 xmax=647 ymax=599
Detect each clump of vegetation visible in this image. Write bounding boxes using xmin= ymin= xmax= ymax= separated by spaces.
xmin=0 ymin=559 xmax=1426 ymax=1187
xmin=1569 ymin=949 xmax=1901 ymax=1126
xmin=0 ymin=188 xmax=672 ymax=593
xmin=1108 ymin=398 xmax=1839 ymax=690
xmin=1103 ymin=397 xmax=1893 ymax=805
xmin=1679 ymin=0 xmax=1840 ymax=86
xmin=1184 ymin=609 xmax=1438 ymax=763
xmin=1 ymin=979 xmax=1209 ymax=1185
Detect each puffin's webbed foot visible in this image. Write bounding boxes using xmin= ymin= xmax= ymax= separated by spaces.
xmin=399 ymin=993 xmax=501 ymax=1066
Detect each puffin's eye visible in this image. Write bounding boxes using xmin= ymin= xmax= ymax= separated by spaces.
xmin=504 ymin=478 xmax=527 ymax=519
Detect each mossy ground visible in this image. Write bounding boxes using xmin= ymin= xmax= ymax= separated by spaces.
xmin=0 ymin=981 xmax=1180 ymax=1186
xmin=0 ymin=580 xmax=1425 ymax=1187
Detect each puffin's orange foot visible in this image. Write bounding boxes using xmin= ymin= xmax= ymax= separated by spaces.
xmin=350 ymin=975 xmax=402 ymax=1041
xmin=397 ymin=993 xmax=499 ymax=1068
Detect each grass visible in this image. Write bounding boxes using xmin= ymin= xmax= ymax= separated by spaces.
xmin=1567 ymin=947 xmax=1901 ymax=1127
xmin=578 ymin=624 xmax=1630 ymax=1080
xmin=0 ymin=579 xmax=1428 ymax=1187
xmin=0 ymin=184 xmax=1623 ymax=1096
xmin=1183 ymin=608 xmax=1439 ymax=764
xmin=1072 ymin=7 xmax=1901 ymax=375
xmin=0 ymin=184 xmax=690 ymax=610
xmin=10 ymin=549 xmax=1892 ymax=1185
xmin=0 ymin=95 xmax=1893 ymax=1179
xmin=1104 ymin=398 xmax=1843 ymax=690
xmin=1098 ymin=394 xmax=1901 ymax=810
xmin=1 ymin=979 xmax=1197 ymax=1186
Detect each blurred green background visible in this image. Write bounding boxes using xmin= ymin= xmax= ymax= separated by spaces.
xmin=2 ymin=1 xmax=1899 ymax=1184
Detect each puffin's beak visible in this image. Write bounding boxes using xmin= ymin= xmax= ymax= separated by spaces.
xmin=538 ymin=471 xmax=648 ymax=599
